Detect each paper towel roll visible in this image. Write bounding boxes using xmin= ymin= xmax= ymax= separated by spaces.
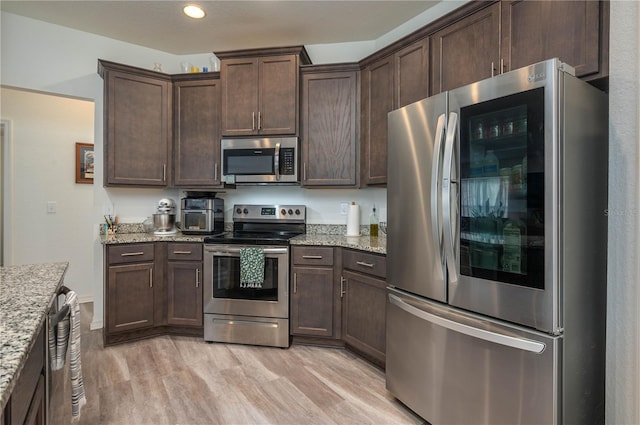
xmin=346 ymin=203 xmax=360 ymax=236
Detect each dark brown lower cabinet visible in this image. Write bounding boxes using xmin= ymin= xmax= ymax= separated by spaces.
xmin=106 ymin=261 xmax=155 ymax=334
xmin=290 ymin=246 xmax=342 ymax=342
xmin=4 ymin=323 xmax=46 ymax=425
xmin=167 ymin=243 xmax=203 ymax=327
xmin=341 ymin=250 xmax=387 ymax=367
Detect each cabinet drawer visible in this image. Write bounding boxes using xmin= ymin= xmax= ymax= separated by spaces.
xmin=342 ymin=249 xmax=386 ymax=279
xmin=292 ymin=246 xmax=334 ymax=266
xmin=108 ymin=243 xmax=154 ymax=265
xmin=168 ymin=243 xmax=203 ymax=261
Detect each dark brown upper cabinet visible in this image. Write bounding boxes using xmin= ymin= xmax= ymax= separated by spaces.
xmin=218 ymin=46 xmax=311 ymax=137
xmin=301 ymin=64 xmax=360 ymax=187
xmin=430 ymin=2 xmax=501 ymax=95
xmin=501 ymin=0 xmax=608 ymax=80
xmin=173 ymin=74 xmax=222 ymax=187
xmin=99 ymin=60 xmax=172 ymax=187
xmin=360 ymin=38 xmax=429 ymax=186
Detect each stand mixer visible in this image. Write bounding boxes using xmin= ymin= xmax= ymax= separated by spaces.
xmin=153 ymin=198 xmax=177 ymax=235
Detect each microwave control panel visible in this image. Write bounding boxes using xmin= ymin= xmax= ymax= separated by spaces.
xmin=280 ymin=148 xmax=295 ymax=175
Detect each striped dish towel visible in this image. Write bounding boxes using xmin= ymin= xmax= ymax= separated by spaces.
xmin=48 ymin=299 xmax=69 ymax=371
xmin=66 ymin=290 xmax=87 ymax=418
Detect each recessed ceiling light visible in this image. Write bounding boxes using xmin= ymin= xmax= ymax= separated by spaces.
xmin=183 ymin=5 xmax=205 ymax=19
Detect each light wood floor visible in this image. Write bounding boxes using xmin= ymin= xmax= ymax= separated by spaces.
xmin=50 ymin=303 xmax=425 ymax=424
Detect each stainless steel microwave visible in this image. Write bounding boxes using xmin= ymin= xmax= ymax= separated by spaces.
xmin=220 ymin=137 xmax=299 ymax=184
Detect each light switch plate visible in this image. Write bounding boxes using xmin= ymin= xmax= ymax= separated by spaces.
xmin=47 ymin=201 xmax=57 ymax=213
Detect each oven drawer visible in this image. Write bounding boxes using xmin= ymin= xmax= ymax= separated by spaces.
xmin=343 ymin=249 xmax=386 ymax=278
xmin=108 ymin=243 xmax=154 ymax=265
xmin=292 ymin=246 xmax=334 ymax=266
xmin=168 ymin=243 xmax=202 ymax=261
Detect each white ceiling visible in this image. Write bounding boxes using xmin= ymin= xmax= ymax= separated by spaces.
xmin=0 ymin=1 xmax=441 ymax=55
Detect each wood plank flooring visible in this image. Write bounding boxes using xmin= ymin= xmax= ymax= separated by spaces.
xmin=50 ymin=303 xmax=425 ymax=424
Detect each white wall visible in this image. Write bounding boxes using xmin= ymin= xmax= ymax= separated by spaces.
xmin=607 ymin=2 xmax=640 ymax=424
xmin=0 ymin=87 xmax=95 ymax=301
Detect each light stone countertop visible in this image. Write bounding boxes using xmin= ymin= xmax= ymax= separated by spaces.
xmin=290 ymin=234 xmax=386 ymax=255
xmin=0 ymin=262 xmax=69 ymax=409
xmin=100 ymin=231 xmax=206 ymax=245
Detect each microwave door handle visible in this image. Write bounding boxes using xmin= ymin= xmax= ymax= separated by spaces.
xmin=274 ymin=143 xmax=281 ymax=181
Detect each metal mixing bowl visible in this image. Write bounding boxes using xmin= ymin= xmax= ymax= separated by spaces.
xmin=152 ymin=213 xmax=176 ymax=232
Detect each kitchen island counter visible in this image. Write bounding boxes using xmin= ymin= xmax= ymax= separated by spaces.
xmin=0 ymin=262 xmax=68 ymax=409
xmin=290 ymin=234 xmax=386 ymax=255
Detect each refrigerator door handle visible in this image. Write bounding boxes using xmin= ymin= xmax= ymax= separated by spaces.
xmin=430 ymin=113 xmax=447 ymax=285
xmin=442 ymin=112 xmax=459 ymax=286
xmin=388 ymin=293 xmax=546 ymax=354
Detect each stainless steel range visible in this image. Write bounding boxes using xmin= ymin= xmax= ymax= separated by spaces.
xmin=203 ymin=204 xmax=306 ymax=348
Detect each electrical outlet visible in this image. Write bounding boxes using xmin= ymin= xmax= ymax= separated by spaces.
xmin=340 ymin=202 xmax=348 ymax=215
xmin=46 ymin=201 xmax=57 ymax=214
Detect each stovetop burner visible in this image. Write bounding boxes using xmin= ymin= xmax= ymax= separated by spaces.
xmin=204 ymin=204 xmax=306 ymax=246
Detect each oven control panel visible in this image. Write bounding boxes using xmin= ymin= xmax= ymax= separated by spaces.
xmin=233 ymin=204 xmax=306 ymax=222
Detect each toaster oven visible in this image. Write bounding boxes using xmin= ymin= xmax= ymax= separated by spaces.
xmin=180 ymin=197 xmax=224 ymax=235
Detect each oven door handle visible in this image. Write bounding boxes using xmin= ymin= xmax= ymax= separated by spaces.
xmin=205 ymin=247 xmax=289 ymax=255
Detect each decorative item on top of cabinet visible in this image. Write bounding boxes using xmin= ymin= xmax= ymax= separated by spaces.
xmin=290 ymin=246 xmax=342 ymax=343
xmin=300 ymin=63 xmax=360 ymax=187
xmin=360 ymin=37 xmax=428 ymax=186
xmin=217 ymin=46 xmax=311 ymax=137
xmin=430 ymin=2 xmax=500 ymax=95
xmin=172 ymin=73 xmax=223 ymax=187
xmin=98 ymin=60 xmax=172 ymax=187
xmin=166 ymin=243 xmax=203 ymax=327
xmin=341 ymin=249 xmax=387 ymax=368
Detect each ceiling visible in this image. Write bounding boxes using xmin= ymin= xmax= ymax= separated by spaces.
xmin=0 ymin=1 xmax=441 ymax=55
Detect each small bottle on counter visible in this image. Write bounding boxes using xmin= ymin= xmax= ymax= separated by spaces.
xmin=370 ymin=204 xmax=379 ymax=237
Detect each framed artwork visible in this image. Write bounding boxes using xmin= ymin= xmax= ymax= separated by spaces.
xmin=75 ymin=142 xmax=94 ymax=184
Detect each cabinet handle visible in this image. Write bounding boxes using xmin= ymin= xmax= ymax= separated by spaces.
xmin=173 ymin=250 xmax=192 ymax=255
xmin=214 ymin=163 xmax=218 ymax=180
xmin=163 ymin=163 xmax=166 ymax=182
xmin=340 ymin=276 xmax=346 ymax=298
xmin=356 ymin=261 xmax=375 ymax=268
xmin=258 ymin=111 xmax=261 ymax=130
xmin=491 ymin=61 xmax=495 ymax=78
xmin=302 ymin=255 xmax=323 ymax=259
xmin=500 ymin=58 xmax=505 ymax=74
xmin=303 ymin=162 xmax=307 ymax=181
xmin=149 ymin=269 xmax=153 ymax=288
xmin=293 ymin=272 xmax=297 ymax=294
xmin=252 ymin=112 xmax=256 ymax=131
xmin=195 ymin=268 xmax=200 ymax=288
xmin=121 ymin=251 xmax=145 ymax=257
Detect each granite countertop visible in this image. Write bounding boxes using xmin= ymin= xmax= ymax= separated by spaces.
xmin=100 ymin=231 xmax=206 ymax=245
xmin=290 ymin=234 xmax=386 ymax=255
xmin=0 ymin=262 xmax=68 ymax=409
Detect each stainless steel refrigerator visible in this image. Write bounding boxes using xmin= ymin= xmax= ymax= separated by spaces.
xmin=386 ymin=59 xmax=607 ymax=425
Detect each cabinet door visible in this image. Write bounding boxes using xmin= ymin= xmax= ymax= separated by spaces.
xmin=361 ymin=56 xmax=394 ymax=185
xmin=107 ymin=262 xmax=155 ymax=333
xmin=301 ymin=69 xmax=359 ymax=187
xmin=396 ymin=38 xmax=429 ymax=108
xmin=342 ymin=269 xmax=386 ymax=365
xmin=167 ymin=262 xmax=203 ymax=327
xmin=173 ymin=78 xmax=222 ymax=187
xmin=430 ymin=2 xmax=500 ymax=94
xmin=259 ymin=55 xmax=298 ymax=135
xmin=105 ymin=71 xmax=170 ymax=186
xmin=291 ymin=266 xmax=335 ymax=337
xmin=221 ymin=58 xmax=259 ymax=136
xmin=501 ymin=0 xmax=602 ymax=78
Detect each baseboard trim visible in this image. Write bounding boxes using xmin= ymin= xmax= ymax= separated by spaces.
xmin=90 ymin=320 xmax=103 ymax=330
xmin=78 ymin=294 xmax=93 ymax=304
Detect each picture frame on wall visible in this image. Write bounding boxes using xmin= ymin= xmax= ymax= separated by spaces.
xmin=75 ymin=142 xmax=94 ymax=184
